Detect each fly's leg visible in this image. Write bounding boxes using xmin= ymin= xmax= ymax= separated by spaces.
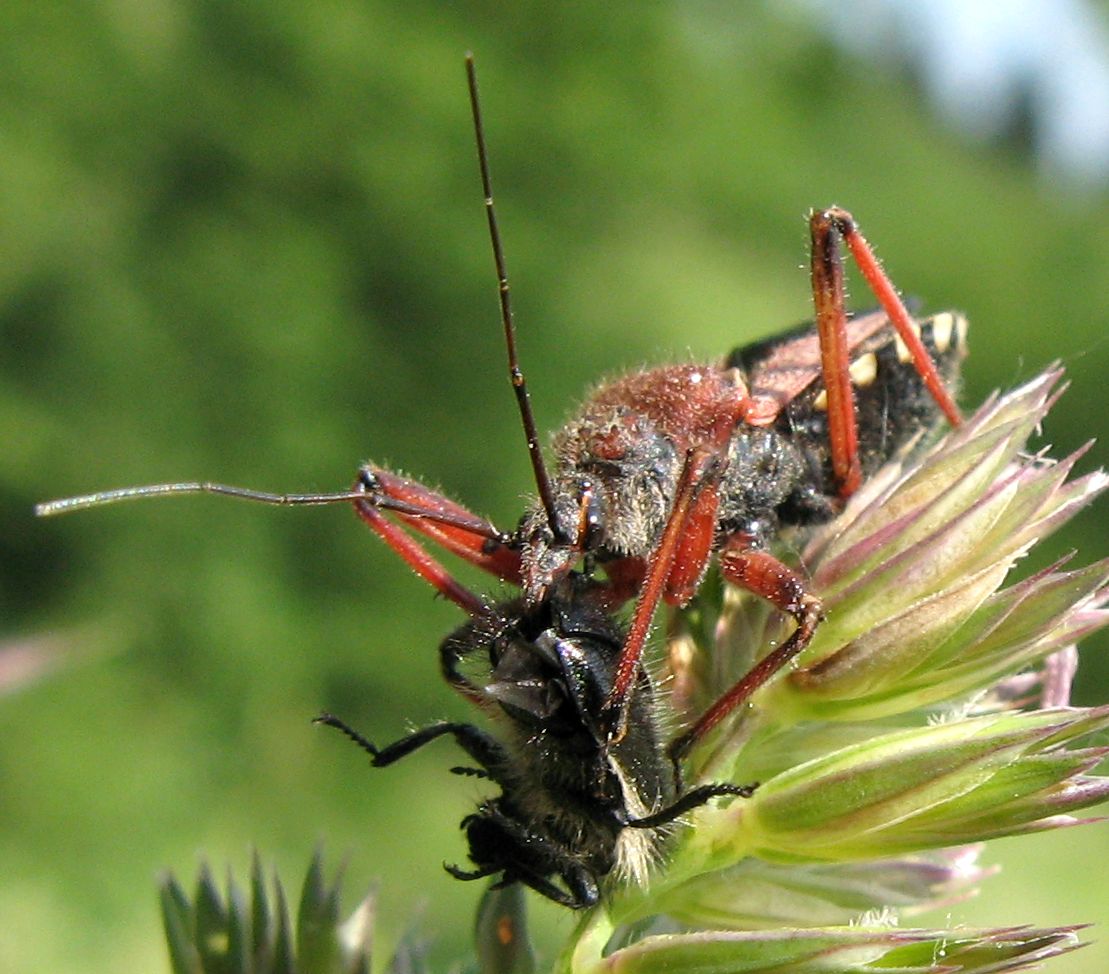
xmin=314 ymin=713 xmax=510 ymax=779
xmin=625 ymin=781 xmax=757 ymax=830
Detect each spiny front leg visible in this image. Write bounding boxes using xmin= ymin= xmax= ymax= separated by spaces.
xmin=352 ymin=464 xmax=530 ymax=616
xmin=356 ymin=466 xmax=522 ymax=583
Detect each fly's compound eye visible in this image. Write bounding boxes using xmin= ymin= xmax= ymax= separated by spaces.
xmin=485 ymin=631 xmax=572 ymax=727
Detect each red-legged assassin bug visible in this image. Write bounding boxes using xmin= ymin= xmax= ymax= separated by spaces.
xmin=38 ymin=57 xmax=965 ymax=907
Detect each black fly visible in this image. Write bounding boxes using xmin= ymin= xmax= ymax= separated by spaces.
xmin=318 ymin=575 xmax=754 ymax=908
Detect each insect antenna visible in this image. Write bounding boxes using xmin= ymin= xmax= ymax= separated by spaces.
xmin=465 ymin=54 xmax=565 ymax=543
xmin=35 ymin=482 xmax=365 ymax=517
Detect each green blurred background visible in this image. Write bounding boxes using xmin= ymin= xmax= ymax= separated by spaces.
xmin=2 ymin=3 xmax=1107 ymax=971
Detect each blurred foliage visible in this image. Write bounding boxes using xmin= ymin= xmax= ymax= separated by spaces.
xmin=0 ymin=3 xmax=1105 ymax=973
xmin=161 ymin=851 xmax=380 ymax=974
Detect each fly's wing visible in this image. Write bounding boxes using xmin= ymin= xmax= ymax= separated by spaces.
xmin=725 ymin=309 xmax=893 ymax=407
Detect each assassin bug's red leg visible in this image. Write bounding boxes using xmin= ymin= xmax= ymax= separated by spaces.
xmin=669 ymin=549 xmax=823 ymax=761
xmin=602 ymin=447 xmax=725 ymax=743
xmin=829 ymin=208 xmax=962 ymax=429
xmin=810 ymin=211 xmax=860 ymax=496
xmin=351 ymin=481 xmax=525 ymax=715
xmin=809 ymin=208 xmax=963 ymax=498
xmin=357 ymin=468 xmax=523 ymax=584
xmin=352 ymin=491 xmax=487 ymax=617
xmin=600 ymin=377 xmax=771 ymax=742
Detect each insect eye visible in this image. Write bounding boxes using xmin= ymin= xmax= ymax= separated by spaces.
xmin=484 ymin=633 xmax=572 ymax=726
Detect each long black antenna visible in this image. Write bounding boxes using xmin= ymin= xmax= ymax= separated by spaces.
xmin=465 ymin=54 xmax=564 ymax=541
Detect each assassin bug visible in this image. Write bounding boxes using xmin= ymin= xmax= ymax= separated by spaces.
xmin=38 ymin=58 xmax=965 ymax=906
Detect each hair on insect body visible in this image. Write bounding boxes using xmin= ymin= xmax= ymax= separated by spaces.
xmin=38 ymin=56 xmax=966 ymax=908
xmin=317 ymin=573 xmax=757 ymax=907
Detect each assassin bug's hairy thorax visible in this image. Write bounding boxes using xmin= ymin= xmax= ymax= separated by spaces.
xmin=38 ymin=56 xmax=965 ymax=908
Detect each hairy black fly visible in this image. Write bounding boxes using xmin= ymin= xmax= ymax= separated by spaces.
xmin=318 ymin=575 xmax=755 ymax=908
